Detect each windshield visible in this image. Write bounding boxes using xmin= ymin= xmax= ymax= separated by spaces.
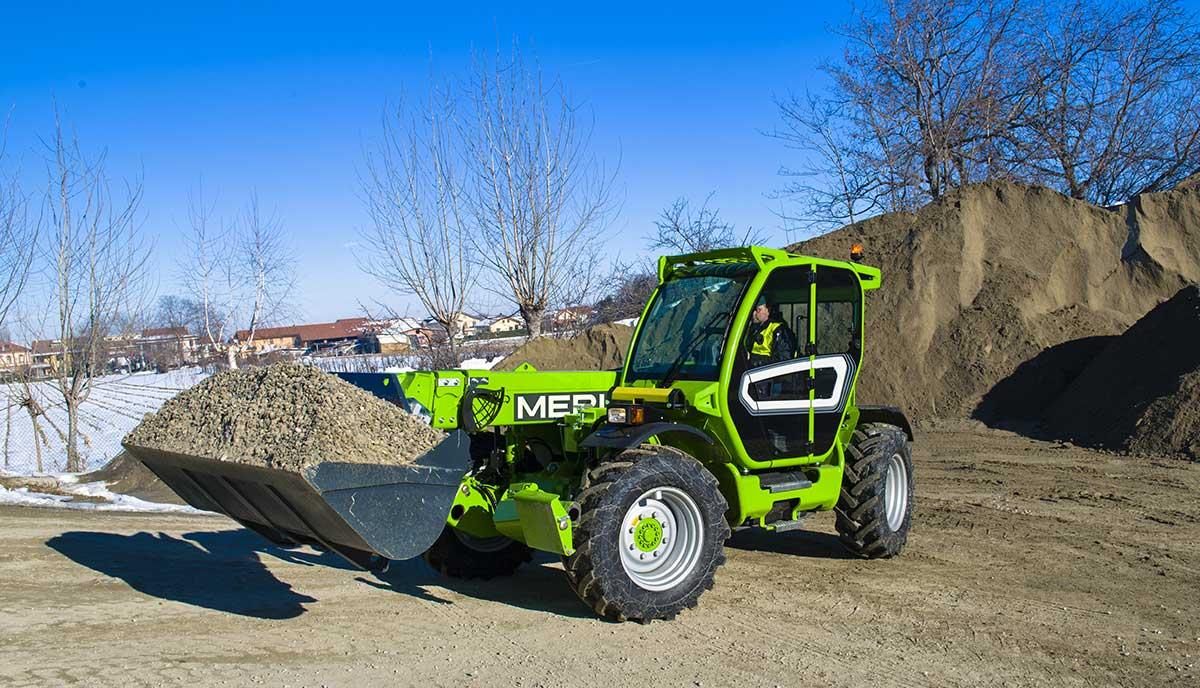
xmin=626 ymin=274 xmax=748 ymax=383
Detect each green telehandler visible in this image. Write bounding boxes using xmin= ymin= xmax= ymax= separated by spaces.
xmin=125 ymin=246 xmax=914 ymax=622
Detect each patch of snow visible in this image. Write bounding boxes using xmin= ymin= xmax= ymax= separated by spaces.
xmin=0 ymin=480 xmax=210 ymax=514
xmin=458 ymin=357 xmax=500 ymax=370
xmin=614 ymin=317 xmax=639 ymax=327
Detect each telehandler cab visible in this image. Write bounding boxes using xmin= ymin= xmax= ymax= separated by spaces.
xmin=126 ymin=246 xmax=914 ymax=622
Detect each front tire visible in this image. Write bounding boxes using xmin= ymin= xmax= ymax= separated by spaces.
xmin=564 ymin=446 xmax=730 ymax=622
xmin=835 ymin=423 xmax=914 ymax=558
xmin=422 ymin=526 xmax=532 ymax=579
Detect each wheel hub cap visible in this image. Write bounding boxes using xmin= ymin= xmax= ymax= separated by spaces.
xmin=633 ymin=517 xmax=664 ymax=552
xmin=618 ymin=487 xmax=705 ymax=592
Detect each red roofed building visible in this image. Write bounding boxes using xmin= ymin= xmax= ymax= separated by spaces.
xmin=234 ymin=317 xmax=372 ymax=354
xmin=0 ymin=341 xmax=32 ymax=374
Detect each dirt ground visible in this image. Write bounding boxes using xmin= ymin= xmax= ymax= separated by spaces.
xmin=2 ymin=427 xmax=1197 ymax=688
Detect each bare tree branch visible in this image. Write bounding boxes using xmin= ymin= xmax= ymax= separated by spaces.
xmin=40 ymin=108 xmax=151 ymax=471
xmin=359 ymin=86 xmax=480 ymax=361
xmin=461 ymin=44 xmax=617 ymax=337
xmin=776 ymin=0 xmax=1200 ymax=226
xmin=0 ymin=113 xmax=36 ymax=330
xmin=179 ymin=185 xmax=296 ymax=369
xmin=650 ymin=192 xmax=768 ymax=252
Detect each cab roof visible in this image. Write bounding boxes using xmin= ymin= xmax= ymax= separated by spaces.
xmin=658 ymin=246 xmax=881 ymax=290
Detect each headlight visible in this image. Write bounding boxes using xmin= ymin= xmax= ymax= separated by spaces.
xmin=608 ymin=405 xmax=645 ymax=425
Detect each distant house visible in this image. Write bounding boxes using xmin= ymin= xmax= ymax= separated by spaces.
xmin=29 ymin=339 xmax=65 ymax=377
xmin=419 ymin=312 xmax=479 ymax=338
xmin=550 ymin=306 xmax=592 ymax=329
xmin=136 ymin=327 xmax=200 ymax=369
xmin=471 ymin=315 xmax=524 ymax=336
xmin=365 ymin=318 xmax=427 ymax=354
xmin=0 ymin=342 xmax=32 ymax=375
xmin=234 ymin=318 xmax=373 ymax=355
xmin=27 ymin=338 xmax=109 ymax=377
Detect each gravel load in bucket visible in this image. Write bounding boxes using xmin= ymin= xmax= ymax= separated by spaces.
xmin=124 ymin=364 xmax=445 ymax=471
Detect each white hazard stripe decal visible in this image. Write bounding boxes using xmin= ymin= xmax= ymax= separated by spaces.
xmin=737 ymin=354 xmax=855 ymax=416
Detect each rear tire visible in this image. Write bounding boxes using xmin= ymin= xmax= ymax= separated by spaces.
xmin=422 ymin=526 xmax=532 ymax=579
xmin=564 ymin=445 xmax=730 ymax=622
xmin=835 ymin=423 xmax=913 ymax=558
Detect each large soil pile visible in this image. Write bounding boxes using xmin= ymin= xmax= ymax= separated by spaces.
xmin=494 ymin=324 xmax=633 ymax=371
xmin=1043 ymin=285 xmax=1200 ymax=459
xmin=789 ymin=181 xmax=1200 ymax=420
xmin=125 ymin=364 xmax=445 ymax=471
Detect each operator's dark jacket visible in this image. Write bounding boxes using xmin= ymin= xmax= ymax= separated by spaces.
xmin=746 ymin=317 xmax=798 ymax=368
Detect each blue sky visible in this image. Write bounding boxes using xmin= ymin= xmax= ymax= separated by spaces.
xmin=2 ymin=2 xmax=851 ymax=323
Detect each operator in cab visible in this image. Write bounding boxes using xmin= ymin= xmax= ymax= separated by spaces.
xmin=746 ymin=295 xmax=797 ymax=368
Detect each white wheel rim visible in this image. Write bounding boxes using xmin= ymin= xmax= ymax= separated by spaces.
xmin=884 ymin=453 xmax=908 ymax=532
xmin=452 ymin=529 xmax=512 ymax=553
xmin=618 ymin=486 xmax=705 ymax=592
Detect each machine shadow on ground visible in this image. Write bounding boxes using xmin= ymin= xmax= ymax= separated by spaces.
xmin=46 ymin=528 xmax=595 ymax=620
xmin=725 ymin=527 xmax=857 ymax=559
xmin=362 ymin=553 xmax=597 ymax=620
xmin=45 ymin=529 xmax=320 ymax=619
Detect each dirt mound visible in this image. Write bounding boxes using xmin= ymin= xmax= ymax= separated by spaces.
xmin=494 ymin=324 xmax=633 ymax=371
xmin=125 ymin=364 xmax=445 ymax=471
xmin=80 ymin=452 xmax=185 ymax=504
xmin=789 ymin=181 xmax=1200 ymax=420
xmin=1042 ymin=285 xmax=1200 ymax=458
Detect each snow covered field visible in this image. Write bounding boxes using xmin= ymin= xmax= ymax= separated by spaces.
xmin=1 ymin=368 xmax=210 ymax=475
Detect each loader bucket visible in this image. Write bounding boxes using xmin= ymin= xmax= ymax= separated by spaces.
xmin=121 ymin=430 xmax=472 ymax=570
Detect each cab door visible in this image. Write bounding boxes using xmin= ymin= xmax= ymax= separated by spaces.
xmin=726 ymin=263 xmax=863 ymax=465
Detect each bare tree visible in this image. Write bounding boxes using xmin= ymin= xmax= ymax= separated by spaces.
xmin=830 ymin=0 xmax=1029 ymax=200
xmin=180 ymin=186 xmax=235 ymax=366
xmin=770 ymin=93 xmax=887 ymax=234
xmin=359 ymin=88 xmax=480 ymax=362
xmin=148 ymin=294 xmax=202 ymax=368
xmin=180 ymin=188 xmax=296 ymax=369
xmin=587 ymin=257 xmax=657 ymax=325
xmin=40 ymin=112 xmax=151 ymax=471
xmin=236 ymin=194 xmax=296 ymax=357
xmin=0 ymin=120 xmax=36 ymax=330
xmin=777 ymin=0 xmax=1200 ymax=227
xmin=1017 ymin=0 xmax=1200 ymax=203
xmin=650 ymin=192 xmax=767 ymax=253
xmin=153 ymin=294 xmax=202 ymax=334
xmin=462 ymin=45 xmax=616 ymax=337
xmin=775 ymin=0 xmax=1032 ymax=219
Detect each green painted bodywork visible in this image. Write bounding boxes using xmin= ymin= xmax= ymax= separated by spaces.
xmin=357 ymin=246 xmax=886 ymax=556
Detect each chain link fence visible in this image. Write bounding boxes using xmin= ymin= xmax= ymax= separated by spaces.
xmin=1 ymin=368 xmax=207 ymax=475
